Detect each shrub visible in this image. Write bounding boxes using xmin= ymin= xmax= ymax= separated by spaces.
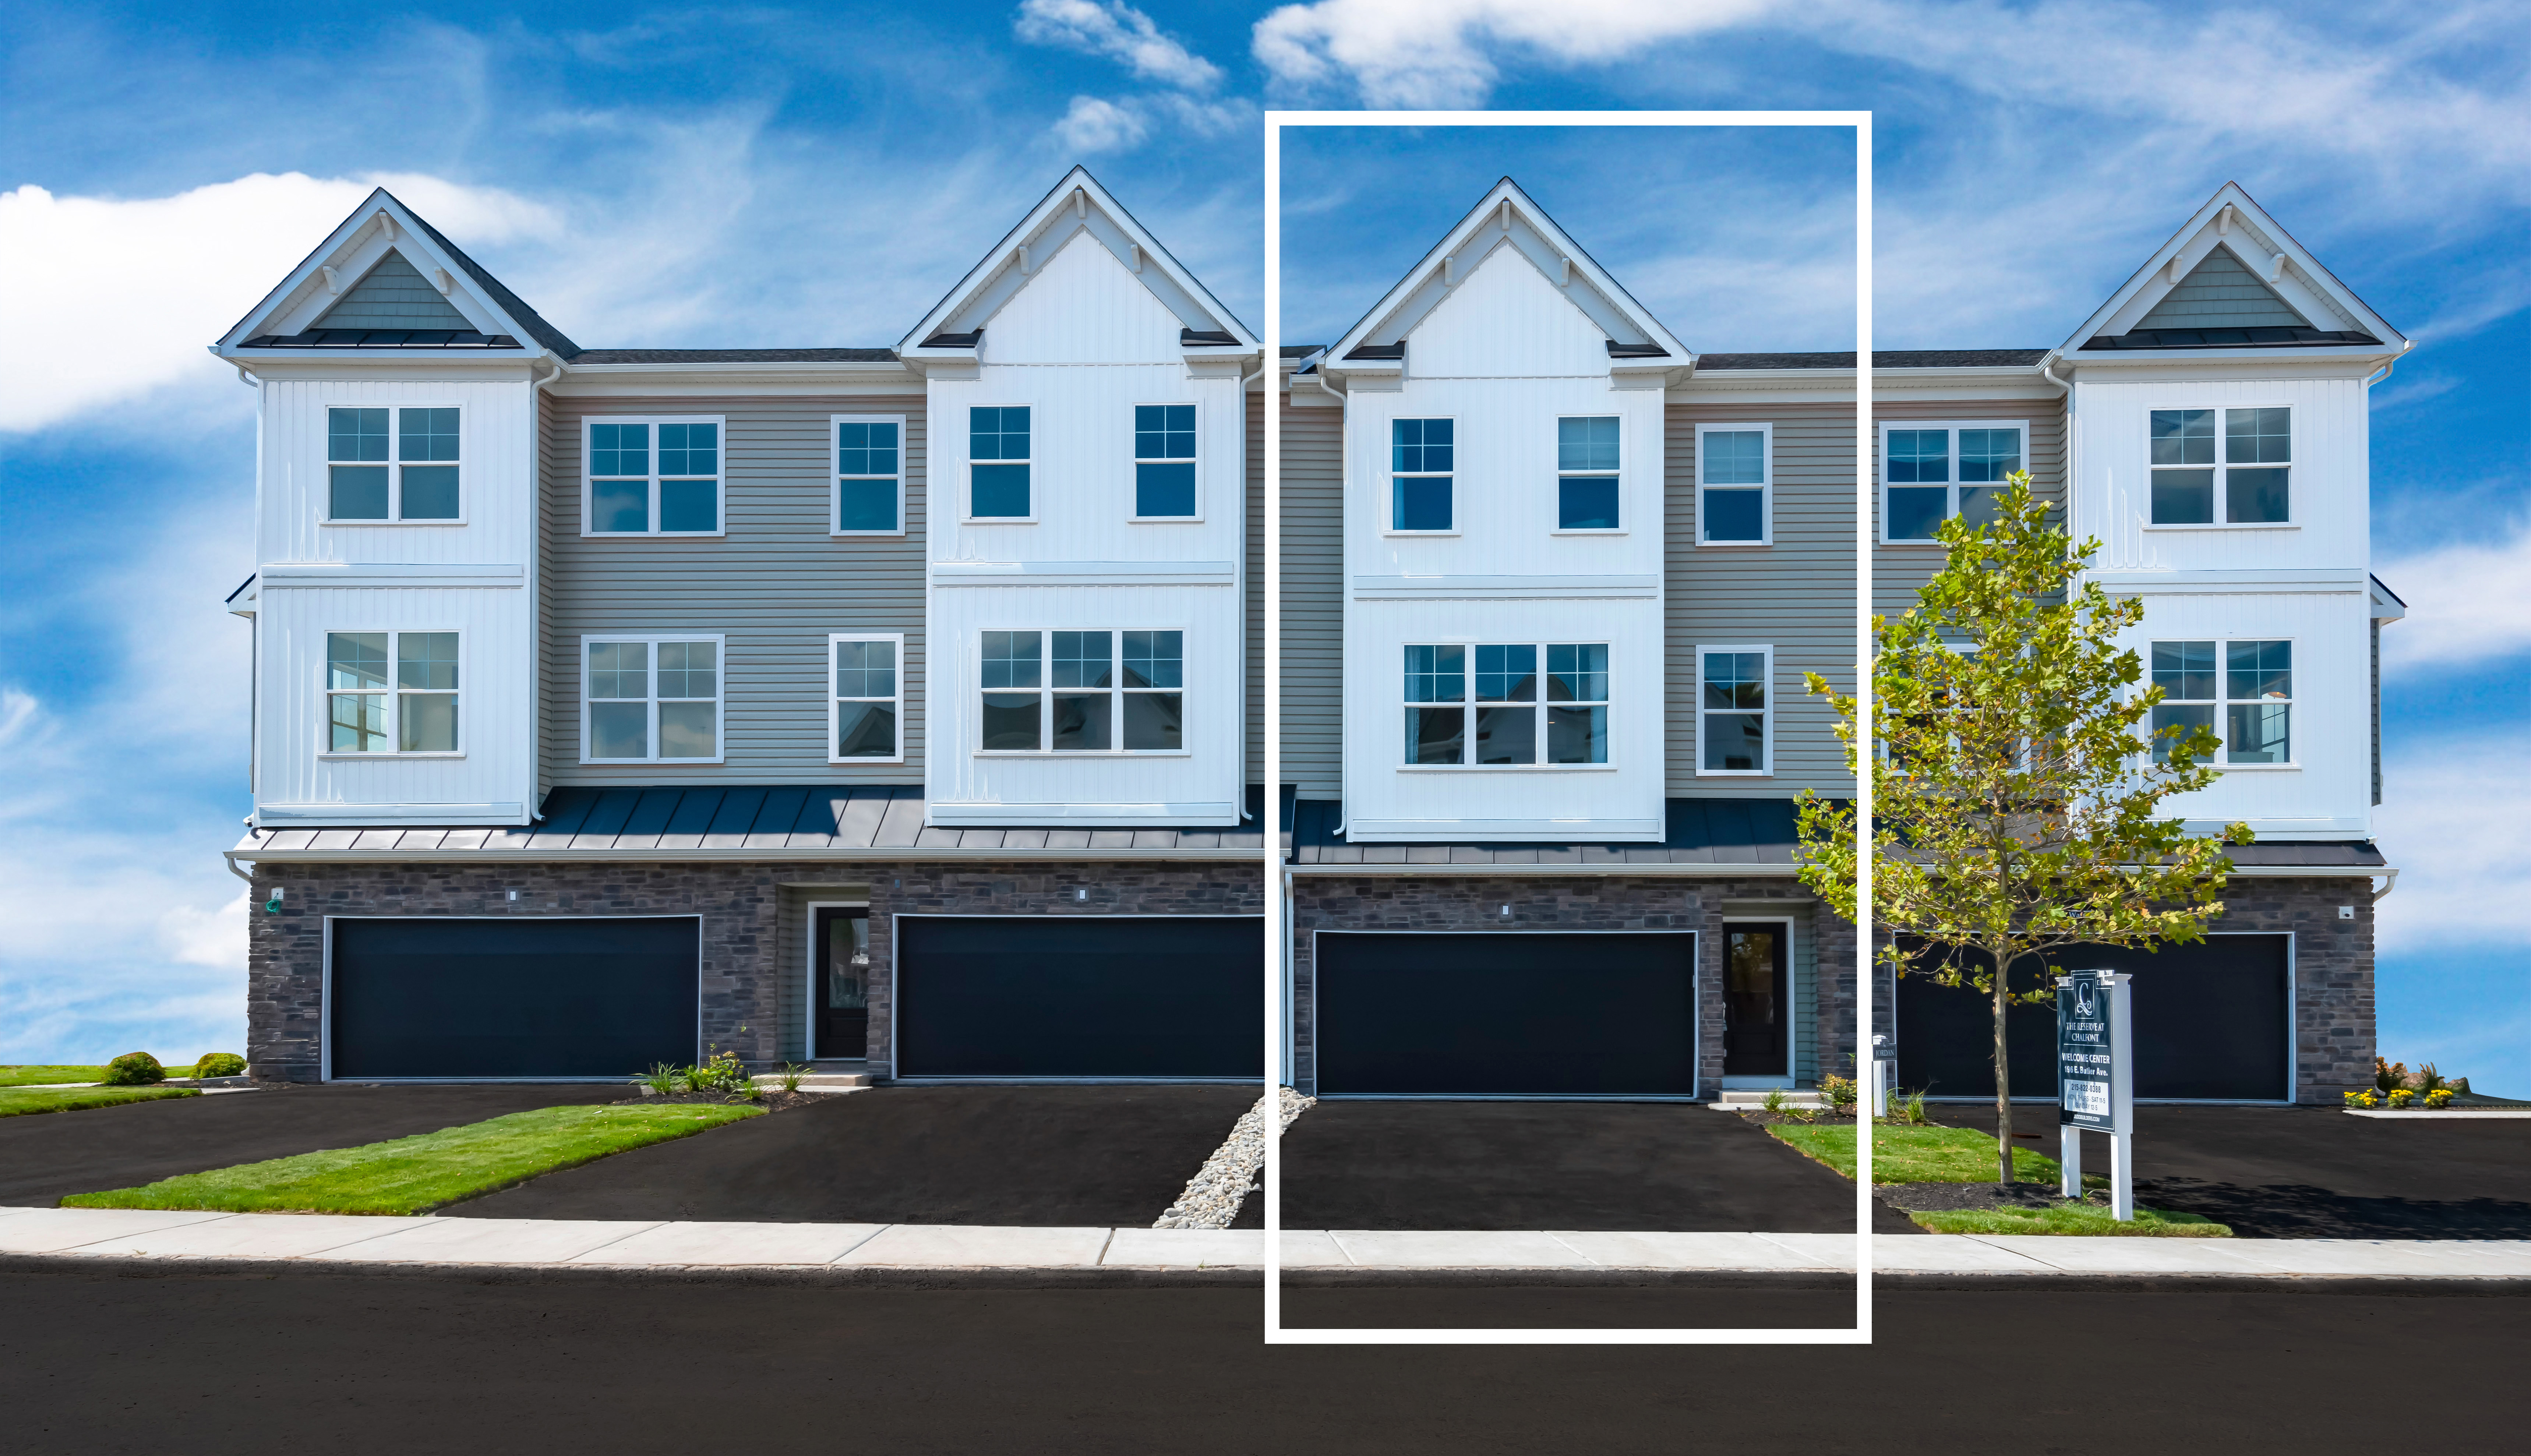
xmin=103 ymin=1053 xmax=165 ymax=1086
xmin=2374 ymin=1057 xmax=2406 ymax=1093
xmin=194 ymin=1053 xmax=246 ymax=1078
xmin=2387 ymin=1088 xmax=2415 ymax=1108
xmin=1819 ymin=1074 xmax=1859 ymax=1112
xmin=2424 ymin=1088 xmax=2455 ymax=1109
xmin=2407 ymin=1062 xmax=2447 ymax=1094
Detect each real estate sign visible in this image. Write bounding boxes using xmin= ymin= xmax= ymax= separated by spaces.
xmin=2056 ymin=969 xmax=2131 ymax=1135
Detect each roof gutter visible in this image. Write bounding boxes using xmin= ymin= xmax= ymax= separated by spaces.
xmin=224 ymin=846 xmax=1268 ymax=870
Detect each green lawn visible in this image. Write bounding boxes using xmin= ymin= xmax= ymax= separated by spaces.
xmin=61 ymin=1103 xmax=764 ymax=1215
xmin=1769 ymin=1124 xmax=2064 ymax=1183
xmin=1909 ymin=1204 xmax=2231 ymax=1237
xmin=0 ymin=1065 xmax=113 ymax=1087
xmin=0 ymin=1086 xmax=201 ymax=1117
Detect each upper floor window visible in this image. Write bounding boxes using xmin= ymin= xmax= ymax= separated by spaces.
xmin=1402 ymin=642 xmax=1609 ymax=767
xmin=1557 ymin=416 xmax=1620 ymax=530
xmin=2151 ymin=638 xmax=2292 ymax=766
xmin=970 ymin=406 xmax=1031 ymax=519
xmin=831 ymin=634 xmax=903 ymax=761
xmin=834 ymin=417 xmax=903 ymax=534
xmin=326 ymin=406 xmax=460 ymax=522
xmin=324 ymin=630 xmax=459 ymax=754
xmin=1882 ymin=423 xmax=2024 ymax=542
xmin=583 ymin=635 xmax=722 ymax=762
xmin=979 ymin=629 xmax=1183 ymax=753
xmin=2149 ymin=407 xmax=2290 ymax=525
xmin=1697 ymin=423 xmax=1772 ymax=544
xmin=1698 ymin=646 xmax=1771 ymax=774
xmin=1134 ymin=404 xmax=1198 ymax=519
xmin=586 ymin=419 xmax=723 ymax=535
xmin=1391 ymin=418 xmax=1453 ymax=532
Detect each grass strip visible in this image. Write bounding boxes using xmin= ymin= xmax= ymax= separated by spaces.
xmin=1769 ymin=1124 xmax=2062 ymax=1183
xmin=61 ymin=1103 xmax=762 ymax=1215
xmin=1909 ymin=1204 xmax=2232 ymax=1237
xmin=0 ymin=1086 xmax=200 ymax=1117
xmin=0 ymin=1065 xmax=113 ymax=1088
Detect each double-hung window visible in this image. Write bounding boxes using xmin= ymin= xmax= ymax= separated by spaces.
xmin=1698 ymin=646 xmax=1772 ymax=774
xmin=2149 ymin=407 xmax=2290 ymax=524
xmin=326 ymin=406 xmax=460 ymax=521
xmin=324 ymin=630 xmax=459 ymax=754
xmin=1133 ymin=404 xmax=1197 ymax=518
xmin=1697 ymin=423 xmax=1771 ymax=544
xmin=1556 ymin=416 xmax=1620 ymax=530
xmin=833 ymin=416 xmax=903 ymax=533
xmin=2150 ymin=638 xmax=2293 ymax=765
xmin=586 ymin=419 xmax=723 ymax=534
xmin=830 ymin=634 xmax=903 ymax=760
xmin=583 ymin=635 xmax=723 ymax=761
xmin=978 ymin=629 xmax=1183 ymax=752
xmin=1391 ymin=418 xmax=1453 ymax=531
xmin=1882 ymin=423 xmax=2024 ymax=542
xmin=1401 ymin=642 xmax=1609 ymax=766
xmin=970 ymin=407 xmax=1031 ymax=519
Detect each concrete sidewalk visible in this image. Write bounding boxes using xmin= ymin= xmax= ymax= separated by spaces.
xmin=6 ymin=1206 xmax=2530 ymax=1277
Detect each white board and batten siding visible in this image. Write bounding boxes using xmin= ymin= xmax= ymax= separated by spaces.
xmin=1341 ymin=244 xmax=1668 ymax=842
xmin=923 ymin=225 xmax=1248 ymax=828
xmin=258 ymin=375 xmax=539 ymax=565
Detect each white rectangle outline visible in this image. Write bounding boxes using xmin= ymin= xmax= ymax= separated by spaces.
xmin=1263 ymin=107 xmax=1873 ymax=1346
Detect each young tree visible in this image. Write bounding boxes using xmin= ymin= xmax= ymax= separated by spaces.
xmin=1796 ymin=474 xmax=2249 ymax=1187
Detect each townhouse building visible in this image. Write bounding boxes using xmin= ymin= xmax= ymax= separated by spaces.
xmin=221 ymin=169 xmax=1271 ymax=1084
xmin=1279 ymin=180 xmax=2398 ymax=1105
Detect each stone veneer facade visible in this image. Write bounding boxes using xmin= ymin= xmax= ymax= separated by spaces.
xmin=246 ymin=858 xmax=1263 ymax=1083
xmin=1288 ymin=874 xmax=1855 ymax=1096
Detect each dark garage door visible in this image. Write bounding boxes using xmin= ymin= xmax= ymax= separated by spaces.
xmin=331 ymin=917 xmax=699 ymax=1078
xmin=1314 ymin=932 xmax=1697 ymax=1096
xmin=894 ymin=916 xmax=1263 ymax=1078
xmin=1896 ymin=934 xmax=2291 ymax=1101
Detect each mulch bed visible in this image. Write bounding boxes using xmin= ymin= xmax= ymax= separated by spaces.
xmin=612 ymin=1091 xmax=822 ymax=1114
xmin=1733 ymin=1111 xmax=1859 ymax=1127
xmin=1875 ymin=1180 xmax=2107 ymax=1213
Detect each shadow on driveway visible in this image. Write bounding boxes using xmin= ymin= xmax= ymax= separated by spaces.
xmin=449 ymin=1085 xmax=1261 ymax=1227
xmin=0 ymin=1084 xmax=624 ymax=1206
xmin=1278 ymin=1101 xmax=1913 ymax=1233
xmin=1931 ymin=1103 xmax=2531 ymax=1238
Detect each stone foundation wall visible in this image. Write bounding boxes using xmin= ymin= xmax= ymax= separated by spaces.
xmin=1288 ymin=874 xmax=1856 ymax=1095
xmin=246 ymin=859 xmax=1263 ymax=1083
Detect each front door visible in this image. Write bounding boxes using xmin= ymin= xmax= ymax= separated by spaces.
xmin=814 ymin=908 xmax=871 ymax=1060
xmin=1722 ymin=923 xmax=1789 ymax=1079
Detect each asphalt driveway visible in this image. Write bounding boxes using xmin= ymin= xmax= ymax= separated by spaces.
xmin=451 ymin=1085 xmax=1260 ymax=1227
xmin=1276 ymin=1101 xmax=1915 ymax=1233
xmin=1930 ymin=1102 xmax=2531 ymax=1238
xmin=0 ymin=1084 xmax=624 ymax=1206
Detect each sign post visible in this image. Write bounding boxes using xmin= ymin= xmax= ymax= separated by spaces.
xmin=2055 ymin=969 xmax=2135 ymax=1220
xmin=1869 ymin=1033 xmax=1899 ymax=1119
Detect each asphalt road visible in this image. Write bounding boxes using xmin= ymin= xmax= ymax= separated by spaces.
xmin=1929 ymin=1103 xmax=2531 ymax=1237
xmin=1 ymin=1264 xmax=2518 ymax=1452
xmin=1278 ymin=1100 xmax=1916 ymax=1233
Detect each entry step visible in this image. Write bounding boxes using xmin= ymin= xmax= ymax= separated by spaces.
xmin=1711 ymin=1088 xmax=1827 ymax=1109
xmin=754 ymin=1072 xmax=874 ymax=1091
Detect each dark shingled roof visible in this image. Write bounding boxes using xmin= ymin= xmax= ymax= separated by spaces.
xmin=1180 ymin=328 xmax=1239 ymax=346
xmin=1606 ymin=340 xmax=1670 ymax=358
xmin=1290 ymin=798 xmax=1816 ymax=868
xmin=1696 ymin=350 xmax=2050 ymax=371
xmin=397 ymin=198 xmax=585 ymax=358
xmin=1345 ymin=341 xmax=1405 ymax=360
xmin=241 ymin=329 xmax=521 ymax=350
xmin=1281 ymin=344 xmax=1326 ymax=358
xmin=2221 ymin=841 xmax=2387 ymax=868
xmin=234 ymin=785 xmax=1272 ymax=858
xmin=570 ymin=348 xmax=899 ymax=365
xmin=919 ymin=329 xmax=983 ymax=349
xmin=2081 ymin=327 xmax=2381 ymax=351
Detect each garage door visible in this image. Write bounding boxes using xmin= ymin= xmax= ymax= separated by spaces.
xmin=1314 ymin=932 xmax=1697 ymax=1096
xmin=1895 ymin=934 xmax=2291 ymax=1101
xmin=331 ymin=917 xmax=699 ymax=1079
xmin=893 ymin=915 xmax=1263 ymax=1078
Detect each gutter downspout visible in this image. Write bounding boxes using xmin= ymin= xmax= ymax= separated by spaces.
xmin=1309 ymin=354 xmax=1350 ymax=839
xmin=2362 ymin=338 xmax=2413 ymax=390
xmin=2372 ymin=867 xmax=2398 ymax=904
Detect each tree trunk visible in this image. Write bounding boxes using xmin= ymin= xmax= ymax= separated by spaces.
xmin=1991 ymin=948 xmax=2014 ymax=1187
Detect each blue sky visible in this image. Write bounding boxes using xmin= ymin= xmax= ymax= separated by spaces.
xmin=2 ymin=1 xmax=2523 ymax=1089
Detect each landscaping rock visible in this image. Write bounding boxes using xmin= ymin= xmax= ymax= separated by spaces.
xmin=1153 ymin=1086 xmax=1315 ymax=1230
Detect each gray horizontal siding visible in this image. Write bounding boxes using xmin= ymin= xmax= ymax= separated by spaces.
xmin=1667 ymin=403 xmax=1858 ymax=797
xmin=1279 ymin=397 xmax=1344 ymax=795
xmin=541 ymin=394 xmax=928 ymax=787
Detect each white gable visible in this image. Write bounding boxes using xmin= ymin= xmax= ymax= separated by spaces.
xmin=216 ymin=189 xmax=549 ymax=352
xmin=1403 ymin=238 xmax=1612 ymax=378
xmin=968 ymin=226 xmax=1185 ymax=364
xmin=2066 ymin=184 xmax=2403 ymax=351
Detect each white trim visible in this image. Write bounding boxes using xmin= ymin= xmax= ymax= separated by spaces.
xmin=1694 ymin=644 xmax=1775 ymax=777
xmin=577 ymin=632 xmax=730 ymax=764
xmin=2142 ymin=400 xmax=2296 ymax=528
xmin=261 ymin=562 xmax=523 ymax=590
xmin=1694 ymin=421 xmax=1773 ymax=547
xmin=1387 ymin=412 xmax=1457 ymax=534
xmin=830 ymin=412 xmax=908 ymax=536
xmin=1128 ymin=398 xmax=1204 ymax=522
xmin=320 ymin=627 xmax=465 ymax=758
xmin=1351 ymin=574 xmax=1660 ymax=600
xmin=2145 ymin=633 xmax=2298 ymax=771
xmin=963 ymin=402 xmax=1035 ymax=523
xmin=1554 ymin=411 xmax=1626 ymax=533
xmin=318 ymin=402 xmax=469 ymax=526
xmin=973 ymin=626 xmax=1190 ymax=757
xmin=1876 ymin=418 xmax=2032 ymax=544
xmin=1398 ymin=639 xmax=1613 ymax=770
xmin=580 ymin=415 xmax=730 ymax=538
xmin=827 ymin=632 xmax=907 ymax=764
xmin=1718 ymin=915 xmax=1797 ymax=1088
xmin=932 ymin=560 xmax=1236 ymax=587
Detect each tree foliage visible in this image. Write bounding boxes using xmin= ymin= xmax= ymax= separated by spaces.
xmin=1796 ymin=474 xmax=2251 ymax=1184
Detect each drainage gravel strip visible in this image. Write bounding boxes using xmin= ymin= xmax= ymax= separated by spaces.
xmin=1152 ymin=1087 xmax=1316 ymax=1230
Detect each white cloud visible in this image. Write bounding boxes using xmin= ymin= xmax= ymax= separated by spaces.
xmin=1051 ymin=95 xmax=1152 ymax=154
xmin=1256 ymin=0 xmax=1776 ymax=107
xmin=2372 ymin=735 xmax=2531 ymax=953
xmin=1017 ymin=0 xmax=1225 ymax=91
xmin=2376 ymin=523 xmax=2531 ymax=674
xmin=0 ymin=172 xmax=559 ymax=435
